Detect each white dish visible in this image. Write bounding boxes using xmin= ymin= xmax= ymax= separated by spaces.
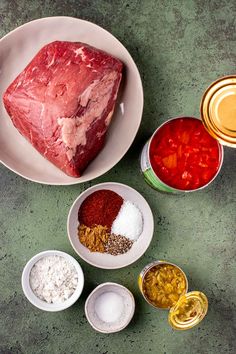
xmin=0 ymin=16 xmax=143 ymax=185
xmin=85 ymin=282 xmax=135 ymax=333
xmin=21 ymin=250 xmax=84 ymax=311
xmin=67 ymin=182 xmax=154 ymax=269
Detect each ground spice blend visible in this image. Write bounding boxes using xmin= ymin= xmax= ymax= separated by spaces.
xmin=78 ymin=224 xmax=110 ymax=253
xmin=78 ymin=190 xmax=123 ymax=229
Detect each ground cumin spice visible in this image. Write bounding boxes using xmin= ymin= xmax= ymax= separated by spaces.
xmin=78 ymin=190 xmax=123 ymax=229
xmin=78 ymin=224 xmax=110 ymax=253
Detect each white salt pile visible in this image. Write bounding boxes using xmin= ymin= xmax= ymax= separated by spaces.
xmin=111 ymin=200 xmax=143 ymax=241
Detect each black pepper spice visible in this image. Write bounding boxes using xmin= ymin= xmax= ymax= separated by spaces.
xmin=105 ymin=234 xmax=133 ymax=255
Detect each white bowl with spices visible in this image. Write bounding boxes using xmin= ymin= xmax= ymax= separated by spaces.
xmin=85 ymin=282 xmax=135 ymax=333
xmin=67 ymin=182 xmax=154 ymax=269
xmin=21 ymin=250 xmax=84 ymax=311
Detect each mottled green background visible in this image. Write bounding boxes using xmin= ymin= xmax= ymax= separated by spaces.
xmin=0 ymin=1 xmax=236 ymax=353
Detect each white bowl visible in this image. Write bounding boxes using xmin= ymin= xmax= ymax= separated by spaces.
xmin=0 ymin=16 xmax=143 ymax=185
xmin=85 ymin=282 xmax=135 ymax=333
xmin=67 ymin=182 xmax=154 ymax=269
xmin=21 ymin=250 xmax=84 ymax=311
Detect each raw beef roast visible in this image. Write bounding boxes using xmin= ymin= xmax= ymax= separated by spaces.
xmin=3 ymin=41 xmax=123 ymax=177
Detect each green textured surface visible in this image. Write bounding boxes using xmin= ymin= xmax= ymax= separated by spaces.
xmin=0 ymin=1 xmax=236 ymax=353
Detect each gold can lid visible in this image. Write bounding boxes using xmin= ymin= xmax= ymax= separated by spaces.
xmin=200 ymin=75 xmax=236 ymax=147
xmin=168 ymin=291 xmax=208 ymax=330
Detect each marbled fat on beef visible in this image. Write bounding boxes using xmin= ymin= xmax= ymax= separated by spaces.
xmin=3 ymin=41 xmax=123 ymax=177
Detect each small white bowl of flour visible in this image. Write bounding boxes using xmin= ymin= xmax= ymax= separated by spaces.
xmin=22 ymin=250 xmax=84 ymax=311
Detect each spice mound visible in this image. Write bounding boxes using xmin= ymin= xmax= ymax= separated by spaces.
xmin=79 ymin=224 xmax=110 ymax=253
xmin=105 ymin=234 xmax=133 ymax=255
xmin=79 ymin=190 xmax=123 ymax=229
xmin=78 ymin=189 xmax=143 ymax=256
xmin=111 ymin=200 xmax=143 ymax=241
xmin=29 ymin=255 xmax=78 ymax=303
xmin=142 ymin=264 xmax=186 ymax=309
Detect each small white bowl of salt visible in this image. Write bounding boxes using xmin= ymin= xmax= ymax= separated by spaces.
xmin=22 ymin=250 xmax=84 ymax=311
xmin=85 ymin=282 xmax=135 ymax=333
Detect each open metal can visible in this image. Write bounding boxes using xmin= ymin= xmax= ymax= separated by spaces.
xmin=200 ymin=75 xmax=236 ymax=147
xmin=140 ymin=117 xmax=224 ymax=193
xmin=138 ymin=260 xmax=188 ymax=310
xmin=138 ymin=260 xmax=208 ymax=330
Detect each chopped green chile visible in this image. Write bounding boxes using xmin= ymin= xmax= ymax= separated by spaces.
xmin=149 ymin=118 xmax=221 ymax=190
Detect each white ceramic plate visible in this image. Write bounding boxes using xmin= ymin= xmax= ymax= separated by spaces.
xmin=67 ymin=182 xmax=154 ymax=269
xmin=0 ymin=17 xmax=143 ymax=184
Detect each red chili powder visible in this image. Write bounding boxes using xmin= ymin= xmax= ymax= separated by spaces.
xmin=149 ymin=117 xmax=221 ymax=190
xmin=78 ymin=190 xmax=123 ymax=229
